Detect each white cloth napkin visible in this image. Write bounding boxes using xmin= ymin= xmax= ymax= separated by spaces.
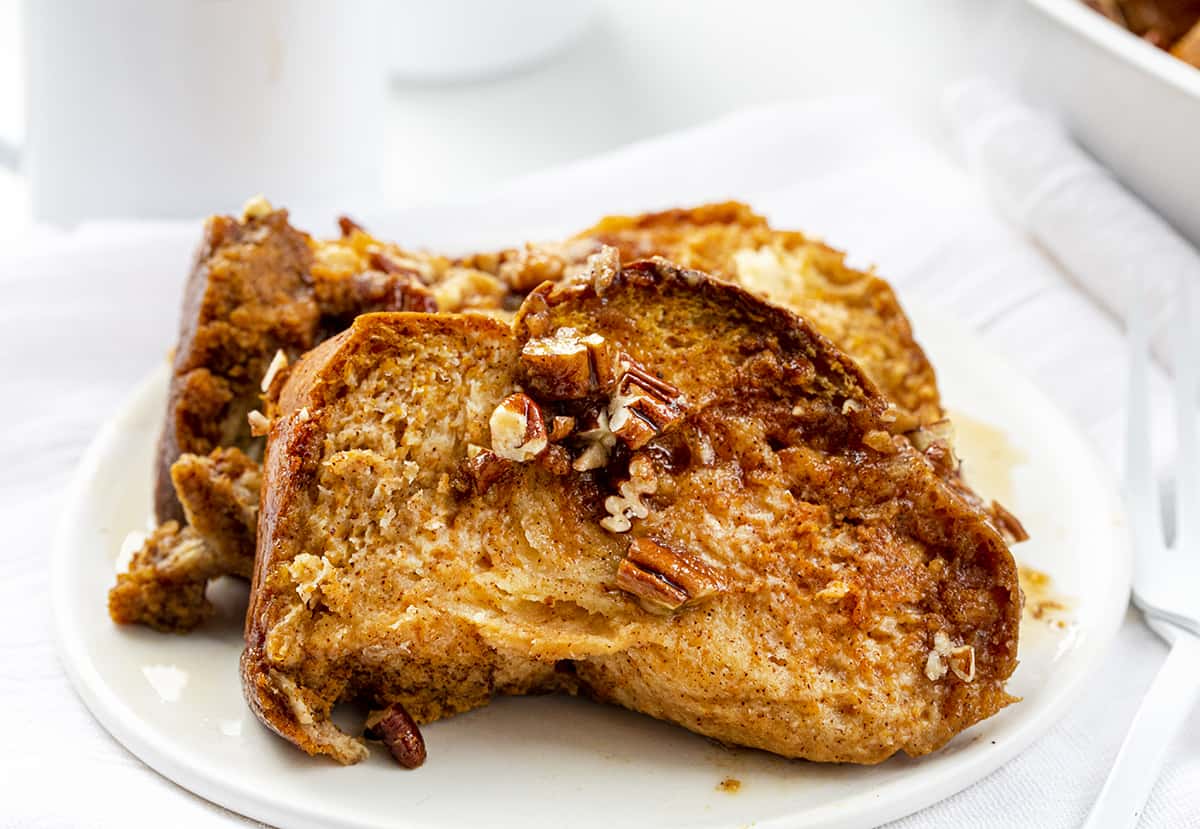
xmin=945 ymin=78 xmax=1200 ymax=371
xmin=1 ymin=95 xmax=1196 ymax=828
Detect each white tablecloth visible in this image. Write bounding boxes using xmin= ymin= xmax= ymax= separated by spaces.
xmin=2 ymin=97 xmax=1196 ymax=828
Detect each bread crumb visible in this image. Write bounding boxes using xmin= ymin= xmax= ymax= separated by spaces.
xmin=717 ymin=777 xmax=741 ymax=793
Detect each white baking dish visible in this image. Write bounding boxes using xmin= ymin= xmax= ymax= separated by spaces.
xmin=1017 ymin=0 xmax=1200 ymax=245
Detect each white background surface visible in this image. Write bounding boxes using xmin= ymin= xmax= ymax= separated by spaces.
xmin=0 ymin=0 xmax=1037 ymax=234
xmin=1 ymin=1 xmax=1197 ymax=827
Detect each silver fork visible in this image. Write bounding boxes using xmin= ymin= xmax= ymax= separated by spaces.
xmin=1083 ymin=276 xmax=1200 ymax=829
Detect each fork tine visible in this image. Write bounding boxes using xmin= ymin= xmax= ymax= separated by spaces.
xmin=1173 ymin=274 xmax=1199 ymax=551
xmin=1127 ymin=287 xmax=1164 ymax=550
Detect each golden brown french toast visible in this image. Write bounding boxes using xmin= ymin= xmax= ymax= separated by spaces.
xmin=115 ymin=202 xmax=950 ymax=635
xmin=113 ymin=200 xmax=514 ymax=632
xmin=482 ymin=202 xmax=942 ymax=430
xmin=155 ymin=200 xmax=512 ymax=525
xmin=242 ymin=254 xmax=1019 ymax=767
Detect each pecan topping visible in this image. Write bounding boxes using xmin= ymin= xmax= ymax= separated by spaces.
xmin=909 ymin=418 xmax=958 ymax=474
xmin=573 ymin=410 xmax=617 ymax=471
xmin=607 ymin=362 xmax=686 ymax=450
xmin=616 ymin=557 xmax=688 ymax=610
xmin=548 ymin=416 xmax=576 ymax=442
xmin=489 ymin=393 xmax=548 ymax=462
xmin=348 ymin=269 xmax=437 ymax=314
xmin=537 ymin=444 xmax=572 ymax=475
xmin=365 ymin=702 xmax=427 ymax=768
xmin=585 ymin=246 xmax=621 ymax=296
xmin=240 ymin=194 xmax=273 ymax=220
xmin=990 ymin=500 xmax=1030 ymax=544
xmin=925 ymin=630 xmax=976 ymax=683
xmin=600 ymin=455 xmax=658 ymax=532
xmin=616 ymin=537 xmax=724 ymax=612
xmin=521 ymin=328 xmax=614 ymax=400
xmin=862 ymin=430 xmax=897 ymax=454
xmin=452 ymin=447 xmax=513 ymax=495
xmin=499 ymin=245 xmax=567 ymax=292
xmin=948 ymin=644 xmax=976 ymax=683
xmin=337 ymin=215 xmax=364 ymax=237
xmin=369 ymin=250 xmax=425 ymax=280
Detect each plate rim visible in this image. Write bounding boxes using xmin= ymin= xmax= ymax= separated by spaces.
xmin=52 ymin=306 xmax=1133 ymax=829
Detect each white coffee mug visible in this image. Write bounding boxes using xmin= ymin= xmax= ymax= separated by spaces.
xmin=385 ymin=0 xmax=598 ymax=84
xmin=2 ymin=0 xmax=387 ymax=224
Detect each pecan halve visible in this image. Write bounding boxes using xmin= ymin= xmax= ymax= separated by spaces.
xmin=365 ymin=702 xmax=427 ymax=768
xmin=615 ymin=537 xmax=725 ymax=612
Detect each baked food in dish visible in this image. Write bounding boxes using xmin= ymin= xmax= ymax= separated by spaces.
xmin=242 ymin=254 xmax=1020 ymax=767
xmin=1084 ymin=0 xmax=1200 ymax=66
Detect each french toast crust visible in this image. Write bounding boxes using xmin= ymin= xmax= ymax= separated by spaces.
xmin=155 ymin=208 xmax=320 ymax=524
xmin=243 ymin=262 xmax=1019 ymax=767
xmin=567 ymin=202 xmax=941 ymax=430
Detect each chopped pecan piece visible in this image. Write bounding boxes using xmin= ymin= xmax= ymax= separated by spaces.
xmin=241 ymin=194 xmax=273 ymax=220
xmin=548 ymin=416 xmax=575 ymax=442
xmin=365 ymin=702 xmax=427 ymax=768
xmin=573 ymin=410 xmax=617 ymax=472
xmin=337 ymin=215 xmax=365 ymax=237
xmin=925 ymin=630 xmax=976 ymax=683
xmin=608 ymin=362 xmax=686 ymax=450
xmin=990 ymin=500 xmax=1030 ymax=544
xmin=499 ymin=244 xmax=568 ymax=292
xmin=260 ymin=349 xmax=289 ymax=394
xmin=616 ymin=537 xmax=724 ymax=612
xmin=600 ymin=455 xmax=658 ymax=532
xmin=521 ymin=328 xmax=614 ymax=400
xmin=585 ymin=246 xmax=621 ymax=296
xmin=616 ymin=557 xmax=689 ymax=611
xmin=537 ymin=444 xmax=572 ymax=475
xmin=489 ymin=393 xmax=548 ymax=462
xmin=452 ymin=447 xmax=514 ymax=495
xmin=948 ymin=644 xmax=976 ymax=683
xmin=909 ymin=418 xmax=959 ymax=474
xmin=862 ymin=429 xmax=897 ymax=454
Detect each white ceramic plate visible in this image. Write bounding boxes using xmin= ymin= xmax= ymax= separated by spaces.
xmin=53 ymin=303 xmax=1130 ymax=829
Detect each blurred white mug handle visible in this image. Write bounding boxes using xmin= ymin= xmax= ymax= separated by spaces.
xmin=0 ymin=139 xmax=19 ymax=171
